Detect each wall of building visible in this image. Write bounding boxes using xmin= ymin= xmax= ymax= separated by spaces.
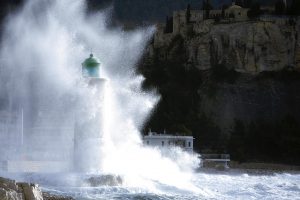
xmin=144 ymin=135 xmax=194 ymax=152
xmin=225 ymin=7 xmax=249 ymax=21
xmin=154 ymin=5 xmax=252 ymax=46
xmin=190 ymin=10 xmax=204 ymax=22
xmin=173 ymin=10 xmax=186 ymax=35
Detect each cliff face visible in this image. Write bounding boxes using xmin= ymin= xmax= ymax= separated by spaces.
xmin=153 ymin=18 xmax=300 ymax=73
xmin=199 ymin=72 xmax=300 ymax=130
xmin=140 ymin=18 xmax=300 ymax=163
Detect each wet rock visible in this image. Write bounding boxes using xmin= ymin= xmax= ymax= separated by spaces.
xmin=42 ymin=192 xmax=73 ymax=200
xmin=0 ymin=177 xmax=23 ymax=200
xmin=0 ymin=177 xmax=46 ymax=200
xmin=0 ymin=177 xmax=19 ymax=191
xmin=17 ymin=183 xmax=43 ymax=200
xmin=0 ymin=187 xmax=23 ymax=200
xmin=86 ymin=175 xmax=123 ymax=186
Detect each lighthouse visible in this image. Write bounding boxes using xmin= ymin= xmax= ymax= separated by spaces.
xmin=74 ymin=53 xmax=106 ymax=172
xmin=82 ymin=53 xmax=100 ymax=78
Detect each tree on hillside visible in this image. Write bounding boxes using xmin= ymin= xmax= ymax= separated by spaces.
xmin=221 ymin=4 xmax=229 ymax=18
xmin=202 ymin=0 xmax=213 ymax=19
xmin=247 ymin=2 xmax=262 ymax=18
xmin=275 ymin=0 xmax=286 ymax=15
xmin=288 ymin=0 xmax=300 ymax=16
xmin=186 ymin=4 xmax=191 ymax=23
xmin=244 ymin=0 xmax=253 ymax=8
xmin=164 ymin=16 xmax=173 ymax=33
xmin=235 ymin=0 xmax=244 ymax=7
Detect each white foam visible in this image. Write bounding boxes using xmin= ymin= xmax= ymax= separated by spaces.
xmin=0 ymin=0 xmax=201 ymax=194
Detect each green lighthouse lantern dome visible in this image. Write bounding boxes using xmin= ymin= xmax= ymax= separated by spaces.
xmin=82 ymin=53 xmax=101 ymax=78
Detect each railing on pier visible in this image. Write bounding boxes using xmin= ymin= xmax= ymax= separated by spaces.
xmin=201 ymin=154 xmax=230 ymax=161
xmin=201 ymin=154 xmax=231 ymax=169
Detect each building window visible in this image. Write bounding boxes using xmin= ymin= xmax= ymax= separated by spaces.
xmin=147 ymin=141 xmax=149 ymax=145
xmin=188 ymin=142 xmax=191 ymax=147
xmin=162 ymin=141 xmax=164 ymax=146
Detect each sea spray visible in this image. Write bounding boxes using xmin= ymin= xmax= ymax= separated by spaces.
xmin=0 ymin=0 xmax=201 ymax=193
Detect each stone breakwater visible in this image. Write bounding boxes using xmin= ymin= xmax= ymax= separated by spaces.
xmin=0 ymin=177 xmax=73 ymax=200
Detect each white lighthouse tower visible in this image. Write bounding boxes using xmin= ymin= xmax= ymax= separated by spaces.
xmin=74 ymin=53 xmax=106 ymax=172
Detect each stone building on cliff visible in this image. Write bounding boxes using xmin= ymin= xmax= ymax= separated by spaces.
xmin=172 ymin=1 xmax=249 ymax=35
xmin=154 ymin=1 xmax=250 ymax=47
xmin=151 ymin=0 xmax=300 ymax=73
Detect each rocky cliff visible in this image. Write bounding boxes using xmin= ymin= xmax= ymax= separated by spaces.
xmin=140 ymin=17 xmax=300 ymax=164
xmin=152 ymin=18 xmax=300 ymax=73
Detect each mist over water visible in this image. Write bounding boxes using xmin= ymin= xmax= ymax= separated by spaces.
xmin=0 ymin=0 xmax=201 ymax=195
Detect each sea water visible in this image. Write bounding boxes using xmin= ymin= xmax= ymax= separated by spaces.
xmin=38 ymin=171 xmax=300 ymax=200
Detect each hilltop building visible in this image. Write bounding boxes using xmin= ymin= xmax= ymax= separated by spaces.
xmin=153 ymin=1 xmax=293 ymax=48
xmin=143 ymin=130 xmax=194 ymax=152
xmin=166 ymin=1 xmax=250 ymax=36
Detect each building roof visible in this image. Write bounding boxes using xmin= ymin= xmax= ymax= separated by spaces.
xmin=228 ymin=3 xmax=242 ymax=10
xmin=82 ymin=54 xmax=101 ymax=68
xmin=143 ymin=134 xmax=194 ymax=140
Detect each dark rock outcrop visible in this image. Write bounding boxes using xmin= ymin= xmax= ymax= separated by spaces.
xmin=42 ymin=192 xmax=73 ymax=200
xmin=0 ymin=177 xmax=42 ymax=200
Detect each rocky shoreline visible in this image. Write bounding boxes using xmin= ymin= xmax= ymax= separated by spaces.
xmin=0 ymin=177 xmax=73 ymax=200
xmin=42 ymin=192 xmax=73 ymax=200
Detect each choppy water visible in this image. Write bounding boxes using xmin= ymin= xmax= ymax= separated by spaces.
xmin=40 ymin=171 xmax=300 ymax=200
